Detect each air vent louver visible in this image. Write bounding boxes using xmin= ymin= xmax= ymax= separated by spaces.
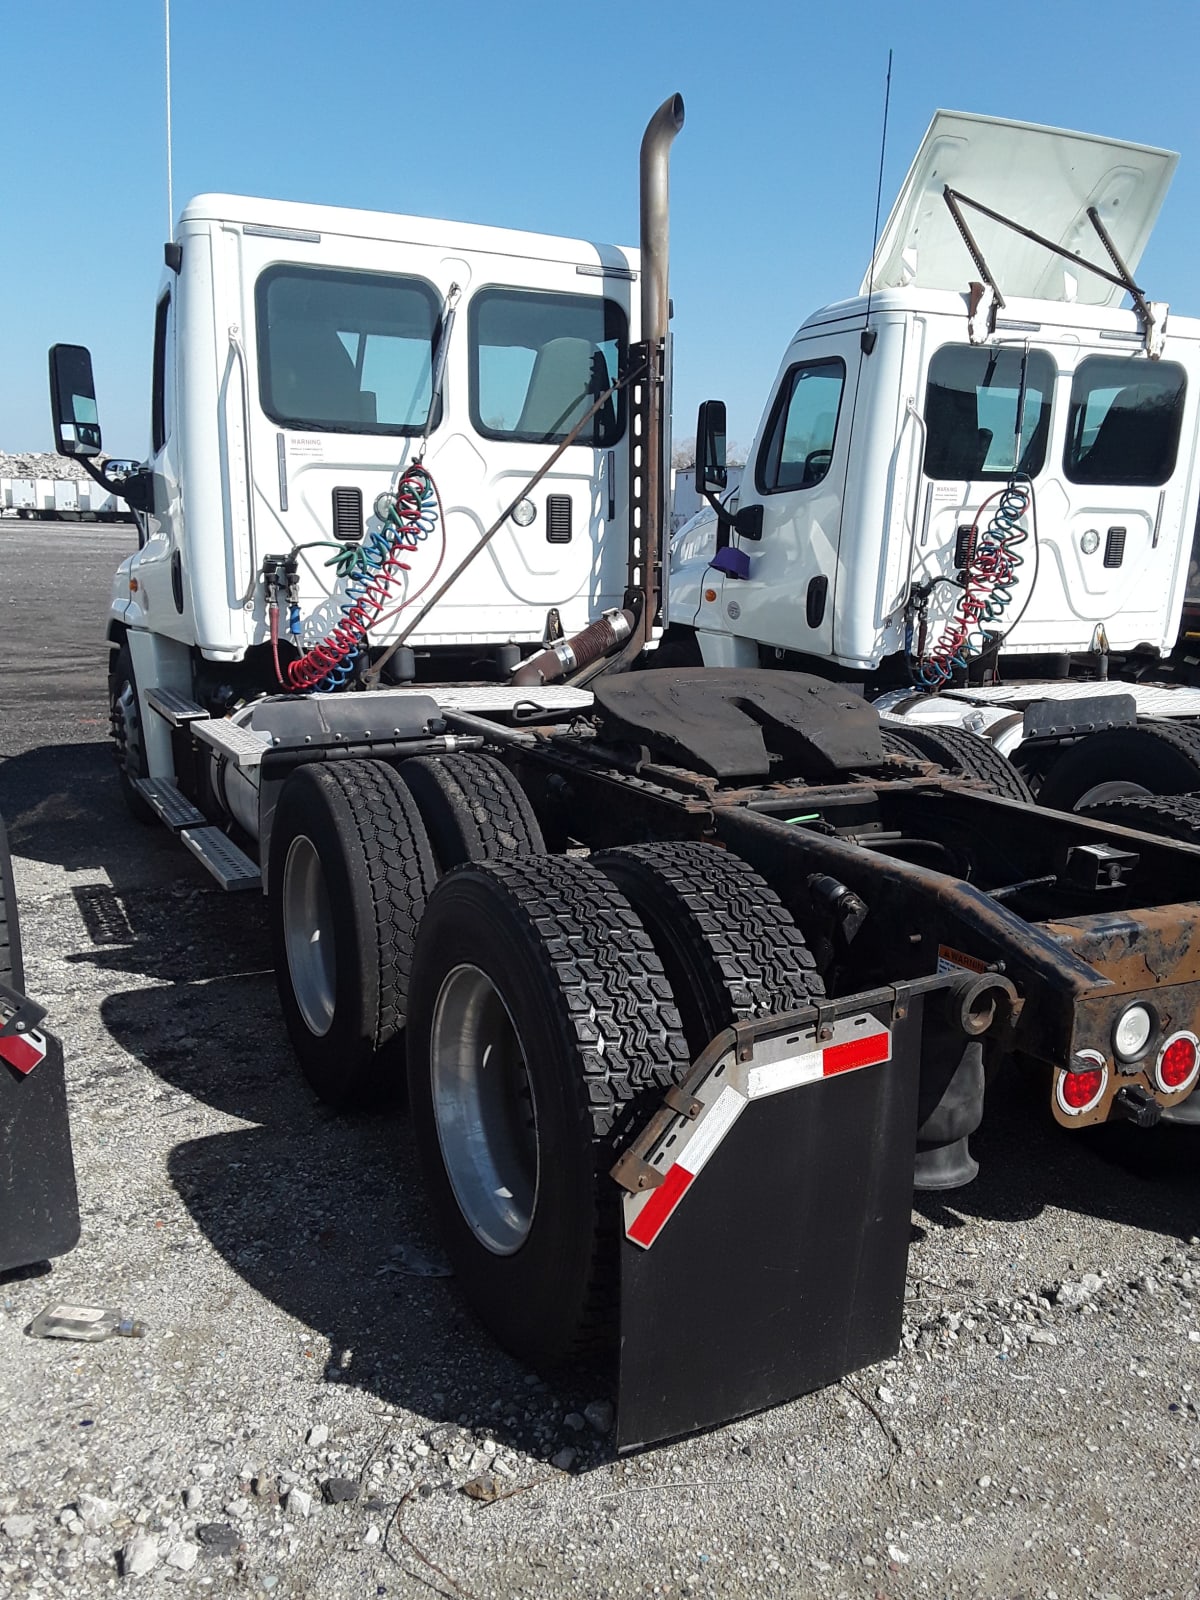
xmin=546 ymin=495 xmax=572 ymax=544
xmin=1104 ymin=526 xmax=1127 ymax=569
xmin=332 ymin=486 xmax=364 ymax=543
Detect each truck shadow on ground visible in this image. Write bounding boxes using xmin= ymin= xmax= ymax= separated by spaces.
xmin=913 ymin=1076 xmax=1199 ymax=1241
xmin=100 ymin=975 xmax=604 ymax=1464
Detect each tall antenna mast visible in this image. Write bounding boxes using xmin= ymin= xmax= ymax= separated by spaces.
xmin=861 ymin=48 xmax=893 ymax=336
xmin=165 ymin=0 xmax=175 ymax=235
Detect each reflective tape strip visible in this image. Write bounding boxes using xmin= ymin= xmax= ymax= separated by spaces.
xmin=0 ymin=1028 xmax=47 ymax=1076
xmin=823 ymin=1032 xmax=891 ymax=1075
xmin=627 ymin=1163 xmax=695 ymax=1249
xmin=624 ymin=1020 xmax=892 ymax=1249
xmin=672 ymin=1084 xmax=744 ymax=1176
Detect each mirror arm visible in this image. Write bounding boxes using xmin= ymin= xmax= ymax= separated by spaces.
xmin=702 ymin=487 xmax=737 ymax=551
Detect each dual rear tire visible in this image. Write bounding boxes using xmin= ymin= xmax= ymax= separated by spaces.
xmin=269 ymin=750 xmax=823 ymax=1368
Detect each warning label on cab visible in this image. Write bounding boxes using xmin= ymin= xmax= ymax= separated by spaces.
xmin=937 ymin=944 xmax=987 ymax=976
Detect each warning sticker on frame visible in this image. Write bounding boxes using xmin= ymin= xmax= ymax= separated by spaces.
xmin=937 ymin=944 xmax=987 ymax=976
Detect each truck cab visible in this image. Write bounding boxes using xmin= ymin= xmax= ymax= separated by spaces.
xmin=68 ymin=196 xmax=641 ymax=699
xmin=670 ymin=111 xmax=1200 ymax=694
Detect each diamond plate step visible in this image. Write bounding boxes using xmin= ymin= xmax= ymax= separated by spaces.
xmin=191 ymin=719 xmax=272 ymax=768
xmin=180 ymin=827 xmax=261 ymax=891
xmin=144 ymin=687 xmax=210 ymax=725
xmin=131 ymin=777 xmax=207 ymax=831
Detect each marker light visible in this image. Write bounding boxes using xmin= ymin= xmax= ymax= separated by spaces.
xmin=1080 ymin=528 xmax=1101 ymax=555
xmin=373 ymin=491 xmax=396 ymax=521
xmin=1056 ymin=1049 xmax=1108 ymax=1116
xmin=511 ymin=498 xmax=537 ymax=528
xmin=1154 ymin=1031 xmax=1200 ymax=1094
xmin=1112 ymin=1002 xmax=1153 ymax=1061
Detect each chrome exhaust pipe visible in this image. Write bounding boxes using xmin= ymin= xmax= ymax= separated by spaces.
xmin=508 ymin=95 xmax=685 ymax=691
xmin=638 ymin=94 xmax=685 ymax=647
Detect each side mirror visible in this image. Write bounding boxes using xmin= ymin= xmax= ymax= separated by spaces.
xmin=695 ymin=400 xmax=728 ymax=498
xmin=49 ymin=344 xmax=102 ymax=458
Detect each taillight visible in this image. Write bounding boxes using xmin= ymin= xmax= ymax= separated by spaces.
xmin=1055 ymin=1050 xmax=1109 ymax=1116
xmin=1154 ymin=1031 xmax=1200 ymax=1096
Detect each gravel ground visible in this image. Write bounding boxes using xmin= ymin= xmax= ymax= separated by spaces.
xmin=1 ymin=523 xmax=1199 ymax=1600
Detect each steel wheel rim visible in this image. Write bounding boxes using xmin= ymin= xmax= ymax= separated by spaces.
xmin=430 ymin=963 xmax=539 ymax=1255
xmin=282 ymin=834 xmax=336 ymax=1037
xmin=1073 ymin=779 xmax=1153 ymax=810
xmin=113 ymin=678 xmax=143 ymax=778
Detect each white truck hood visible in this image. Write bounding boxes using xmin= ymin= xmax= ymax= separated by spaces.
xmin=862 ymin=109 xmax=1177 ymax=307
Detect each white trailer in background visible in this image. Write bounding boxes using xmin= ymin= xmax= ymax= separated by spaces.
xmin=53 ymin=480 xmax=80 ymax=519
xmin=672 ymin=111 xmax=1200 ymax=812
xmin=9 ymin=480 xmax=37 ymax=517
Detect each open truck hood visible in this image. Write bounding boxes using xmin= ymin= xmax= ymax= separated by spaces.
xmin=862 ymin=110 xmax=1177 ymax=306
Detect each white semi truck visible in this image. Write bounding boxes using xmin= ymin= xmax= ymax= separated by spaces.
xmin=671 ymin=110 xmax=1200 ymax=815
xmin=49 ymin=97 xmax=1200 ymax=1447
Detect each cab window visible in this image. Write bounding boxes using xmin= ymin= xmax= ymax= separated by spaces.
xmin=256 ymin=266 xmax=441 ymax=435
xmin=1064 ymin=356 xmax=1186 ymax=486
xmin=756 ymin=359 xmax=846 ymax=494
xmin=923 ymin=345 xmax=1054 ymax=481
xmin=151 ymin=293 xmax=174 ymax=452
xmin=469 ymin=288 xmax=627 ymax=447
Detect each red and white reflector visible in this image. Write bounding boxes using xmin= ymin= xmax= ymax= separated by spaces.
xmin=1154 ymin=1030 xmax=1200 ymax=1096
xmin=1054 ymin=1048 xmax=1108 ymax=1116
xmin=0 ymin=1027 xmax=48 ymax=1077
xmin=624 ymin=1016 xmax=892 ymax=1250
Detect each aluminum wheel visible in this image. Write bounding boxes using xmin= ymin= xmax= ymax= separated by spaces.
xmin=1073 ymin=778 xmax=1152 ymax=810
xmin=429 ymin=963 xmax=539 ymax=1256
xmin=281 ymin=834 xmax=335 ymax=1037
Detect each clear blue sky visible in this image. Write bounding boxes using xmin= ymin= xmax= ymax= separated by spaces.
xmin=3 ymin=0 xmax=1198 ymax=456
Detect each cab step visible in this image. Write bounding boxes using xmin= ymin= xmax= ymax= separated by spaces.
xmin=179 ymin=827 xmax=261 ymax=891
xmin=144 ymin=687 xmax=210 ymax=726
xmin=191 ymin=719 xmax=272 ymax=768
xmin=130 ymin=777 xmax=208 ymax=831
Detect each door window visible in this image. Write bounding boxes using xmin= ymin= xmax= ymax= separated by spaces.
xmin=469 ymin=288 xmax=627 ymax=446
xmin=756 ymin=359 xmax=846 ymax=494
xmin=151 ymin=292 xmax=174 ymax=452
xmin=922 ymin=345 xmax=1054 ymax=481
xmin=1063 ymin=356 xmax=1187 ymax=486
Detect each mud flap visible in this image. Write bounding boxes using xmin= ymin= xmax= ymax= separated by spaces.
xmin=0 ymin=984 xmax=79 ymax=1273
xmin=613 ymin=990 xmax=926 ymax=1451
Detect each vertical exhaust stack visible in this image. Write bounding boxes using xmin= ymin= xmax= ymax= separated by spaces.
xmin=637 ymin=92 xmax=685 ymax=650
xmin=512 ymin=94 xmax=684 ymax=688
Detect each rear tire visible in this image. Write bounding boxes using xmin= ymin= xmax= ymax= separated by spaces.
xmin=268 ymin=759 xmax=436 ymax=1108
xmin=1079 ymin=791 xmax=1200 ymax=844
xmin=406 ymin=856 xmax=689 ymax=1367
xmin=397 ymin=752 xmax=543 ymax=869
xmin=0 ymin=815 xmax=25 ymax=993
xmin=1037 ymin=721 xmax=1200 ymax=813
xmin=594 ymin=841 xmax=824 ymax=1056
xmin=884 ymin=723 xmax=1034 ymax=803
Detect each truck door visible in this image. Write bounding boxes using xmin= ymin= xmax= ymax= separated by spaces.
xmin=717 ymin=333 xmax=860 ymax=659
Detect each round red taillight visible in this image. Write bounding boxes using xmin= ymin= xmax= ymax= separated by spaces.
xmin=1062 ymin=1068 xmax=1105 ymax=1109
xmin=1056 ymin=1051 xmax=1108 ymax=1117
xmin=1154 ymin=1031 xmax=1200 ymax=1094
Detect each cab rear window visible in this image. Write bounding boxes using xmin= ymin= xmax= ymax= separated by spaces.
xmin=257 ymin=266 xmax=441 ymax=435
xmin=1064 ymin=356 xmax=1187 ymax=486
xmin=923 ymin=345 xmax=1054 ymax=481
xmin=469 ymin=288 xmax=627 ymax=447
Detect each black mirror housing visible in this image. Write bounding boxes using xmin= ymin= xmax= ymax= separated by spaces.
xmin=49 ymin=344 xmax=102 ymax=458
xmin=695 ymin=400 xmax=728 ymax=498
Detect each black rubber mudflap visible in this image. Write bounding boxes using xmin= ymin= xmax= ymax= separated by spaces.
xmin=0 ymin=988 xmax=79 ymax=1272
xmin=615 ymin=995 xmax=922 ymax=1450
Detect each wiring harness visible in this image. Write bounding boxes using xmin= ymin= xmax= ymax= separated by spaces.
xmin=280 ymin=463 xmax=443 ymax=693
xmin=915 ymin=479 xmax=1032 ymax=689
